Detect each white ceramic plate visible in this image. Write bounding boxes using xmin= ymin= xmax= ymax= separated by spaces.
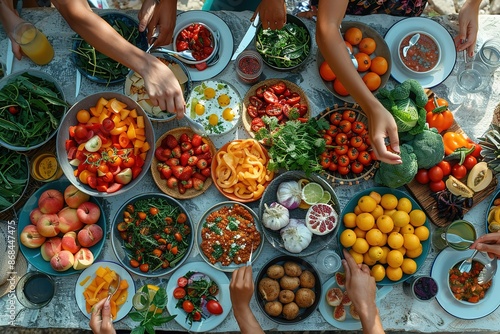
xmin=431 ymin=248 xmax=500 ymax=319
xmin=318 ymin=274 xmax=391 ymax=329
xmin=384 ymin=17 xmax=456 ymax=88
xmin=75 ymin=261 xmax=135 ymax=322
xmin=167 ymin=11 xmax=233 ymax=81
xmin=166 ymin=262 xmax=231 ymax=332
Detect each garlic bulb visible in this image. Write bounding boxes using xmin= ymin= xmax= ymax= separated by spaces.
xmin=277 ymin=181 xmax=302 ymax=209
xmin=280 ymin=219 xmax=312 ymax=253
xmin=262 ymin=202 xmax=289 ymax=230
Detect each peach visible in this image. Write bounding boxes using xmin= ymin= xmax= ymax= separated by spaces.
xmin=29 ymin=208 xmax=43 ymax=225
xmin=40 ymin=237 xmax=62 ymax=261
xmin=77 ymin=224 xmax=103 ymax=248
xmin=36 ymin=214 xmax=60 ymax=237
xmin=76 ymin=202 xmax=101 ymax=225
xmin=38 ymin=189 xmax=64 ymax=214
xmin=50 ymin=250 xmax=75 ymax=271
xmin=61 ymin=231 xmax=81 ymax=254
xmin=73 ymin=248 xmax=95 ymax=270
xmin=64 ymin=184 xmax=90 ymax=209
xmin=20 ymin=225 xmax=46 ymax=248
xmin=58 ymin=207 xmax=83 ymax=233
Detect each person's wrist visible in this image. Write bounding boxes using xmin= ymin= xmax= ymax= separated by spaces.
xmin=356 ymin=301 xmax=378 ymax=320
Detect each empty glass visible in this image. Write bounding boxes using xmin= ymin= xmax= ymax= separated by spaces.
xmin=477 ymin=38 xmax=500 ymax=74
xmin=448 ymin=60 xmax=489 ymax=105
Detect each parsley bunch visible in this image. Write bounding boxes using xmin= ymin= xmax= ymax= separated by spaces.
xmin=129 ymin=286 xmax=176 ymax=334
xmin=255 ymin=117 xmax=329 ymax=175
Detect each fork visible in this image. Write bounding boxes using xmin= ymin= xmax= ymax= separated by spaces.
xmin=458 ymin=249 xmax=478 ymax=273
xmin=106 ymin=273 xmax=121 ymax=302
xmin=246 ymin=242 xmax=254 ymax=266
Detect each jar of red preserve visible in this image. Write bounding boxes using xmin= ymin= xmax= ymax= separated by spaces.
xmin=236 ymin=50 xmax=263 ymax=84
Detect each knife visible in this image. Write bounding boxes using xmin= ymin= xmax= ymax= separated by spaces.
xmin=75 ymin=69 xmax=81 ymax=98
xmin=231 ymin=13 xmax=259 ymax=61
xmin=6 ymin=39 xmax=14 ymax=76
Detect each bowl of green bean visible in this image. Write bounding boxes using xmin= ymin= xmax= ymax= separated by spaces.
xmin=255 ymin=14 xmax=312 ymax=71
xmin=71 ymin=12 xmax=147 ymax=85
xmin=0 ymin=148 xmax=30 ymax=214
xmin=0 ymin=70 xmax=68 ymax=152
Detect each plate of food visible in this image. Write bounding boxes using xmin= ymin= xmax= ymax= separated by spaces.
xmin=166 ymin=261 xmax=231 ymax=332
xmin=196 ymin=201 xmax=263 ymax=272
xmin=317 ymin=21 xmax=391 ymax=103
xmin=75 ymin=261 xmax=134 ymax=322
xmin=255 ymin=255 xmax=321 ymax=324
xmin=242 ymin=79 xmax=310 ymax=137
xmin=71 ymin=12 xmax=147 ymax=85
xmin=384 ymin=17 xmax=456 ymax=88
xmin=431 ymin=248 xmax=500 ymax=319
xmin=151 ymin=127 xmax=216 ymax=199
xmin=185 ymin=79 xmax=242 ymax=136
xmin=211 ymin=139 xmax=274 ymax=202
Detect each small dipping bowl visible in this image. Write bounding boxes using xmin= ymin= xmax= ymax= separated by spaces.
xmin=398 ymin=32 xmax=441 ymax=75
xmin=16 ymin=271 xmax=55 ymax=309
xmin=403 ymin=275 xmax=438 ymax=301
xmin=236 ymin=50 xmax=263 ymax=84
xmin=173 ymin=22 xmax=218 ymax=65
xmin=315 ymin=249 xmax=341 ymax=275
xmin=30 ymin=151 xmax=63 ymax=182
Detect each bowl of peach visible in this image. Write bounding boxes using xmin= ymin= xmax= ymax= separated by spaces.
xmin=17 ymin=179 xmax=106 ymax=276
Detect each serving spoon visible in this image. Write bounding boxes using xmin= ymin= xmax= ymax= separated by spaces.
xmin=146 ymin=30 xmax=196 ymax=61
xmin=478 ymin=258 xmax=497 ymax=284
xmin=403 ymin=33 xmax=420 ymax=58
xmin=442 ymin=232 xmax=474 ymax=245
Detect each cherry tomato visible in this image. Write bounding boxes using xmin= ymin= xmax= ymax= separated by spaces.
xmin=350 ymin=136 xmax=363 ymax=148
xmin=329 ymin=112 xmax=343 ymax=125
xmin=428 ymin=166 xmax=444 ymax=182
xmin=265 ymin=103 xmax=283 ymax=117
xmin=334 ymin=144 xmax=348 ymax=156
xmin=74 ymin=125 xmax=89 ymax=140
xmin=263 ymin=90 xmax=278 ymax=104
xmin=357 ymin=151 xmax=372 ymax=166
xmin=337 ymin=155 xmax=350 ymax=167
xmin=437 ymin=161 xmax=451 ymax=176
xmin=429 ymin=180 xmax=446 ymax=192
xmin=249 ymin=96 xmax=264 ymax=109
xmin=351 ymin=161 xmax=364 ymax=174
xmin=173 ymin=287 xmax=186 ymax=299
xmin=129 ymin=259 xmax=140 ymax=268
xmin=139 ymin=263 xmax=149 ymax=273
xmin=206 ymin=300 xmax=223 ymax=315
xmin=415 ymin=169 xmax=430 ymax=184
xmin=342 ymin=110 xmax=357 ymax=122
xmin=337 ymin=166 xmax=350 ymax=175
xmin=351 ymin=121 xmax=365 ymax=134
xmin=328 ymin=161 xmax=338 ymax=172
xmin=320 ymin=155 xmax=331 ymax=169
xmin=469 ymin=142 xmax=482 ymax=158
xmin=270 ymin=81 xmax=286 ymax=94
xmin=182 ymin=300 xmax=194 ymax=313
xmin=192 ymin=311 xmax=202 ymax=321
xmin=463 ymin=155 xmax=478 ymax=170
xmin=347 ymin=147 xmax=359 ymax=161
xmin=255 ymin=85 xmax=267 ymax=98
xmin=177 ymin=277 xmax=188 ymax=288
xmin=323 ymin=134 xmax=333 ymax=145
xmin=339 ymin=120 xmax=352 ymax=133
xmin=326 ymin=125 xmax=339 ymax=138
xmin=8 ymin=106 xmax=19 ymax=115
xmin=451 ymin=164 xmax=467 ymax=179
xmin=335 ymin=133 xmax=348 ymax=145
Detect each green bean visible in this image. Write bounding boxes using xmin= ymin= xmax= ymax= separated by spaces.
xmin=0 ymin=149 xmax=28 ymax=211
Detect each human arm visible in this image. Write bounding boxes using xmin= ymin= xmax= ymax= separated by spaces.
xmin=343 ymin=249 xmax=385 ymax=334
xmin=230 ymin=266 xmax=265 ymax=334
xmin=138 ymin=0 xmax=177 ymax=47
xmin=52 ymin=0 xmax=185 ymax=116
xmin=316 ymin=0 xmax=401 ymax=165
xmin=89 ymin=298 xmax=116 ymax=334
xmin=0 ymin=0 xmax=25 ymax=59
xmin=470 ymin=233 xmax=500 ymax=259
xmin=454 ymin=0 xmax=481 ymax=57
xmin=252 ymin=0 xmax=286 ymax=30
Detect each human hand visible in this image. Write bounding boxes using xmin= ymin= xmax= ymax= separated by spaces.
xmin=138 ymin=0 xmax=177 ymax=47
xmin=230 ymin=265 xmax=254 ymax=313
xmin=454 ymin=0 xmax=480 ymax=57
xmin=89 ymin=298 xmax=116 ymax=334
xmin=366 ymin=104 xmax=401 ymax=165
xmin=253 ymin=0 xmax=286 ymax=30
xmin=470 ymin=233 xmax=500 ymax=259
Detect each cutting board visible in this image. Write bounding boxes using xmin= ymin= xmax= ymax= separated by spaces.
xmin=404 ymin=93 xmax=497 ymax=227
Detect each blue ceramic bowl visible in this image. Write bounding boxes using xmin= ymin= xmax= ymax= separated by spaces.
xmin=17 ymin=179 xmax=106 ymax=276
xmin=338 ymin=187 xmax=431 ymax=286
xmin=71 ymin=12 xmax=147 ymax=85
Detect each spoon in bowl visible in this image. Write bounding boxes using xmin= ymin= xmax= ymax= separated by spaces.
xmin=403 ymin=33 xmax=420 ymax=58
xmin=442 ymin=232 xmax=475 ymax=245
xmin=478 ymin=258 xmax=497 ymax=284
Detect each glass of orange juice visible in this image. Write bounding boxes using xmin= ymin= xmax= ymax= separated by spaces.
xmin=13 ymin=21 xmax=54 ymax=65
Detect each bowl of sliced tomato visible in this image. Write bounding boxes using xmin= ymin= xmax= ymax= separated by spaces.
xmin=56 ymin=92 xmax=154 ymax=197
xmin=173 ymin=22 xmax=218 ymax=66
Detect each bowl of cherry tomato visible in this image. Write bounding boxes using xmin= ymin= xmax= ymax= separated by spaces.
xmin=56 ymin=92 xmax=154 ymax=197
xmin=173 ymin=22 xmax=218 ymax=66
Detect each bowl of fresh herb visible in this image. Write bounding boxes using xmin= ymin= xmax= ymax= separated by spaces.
xmin=255 ymin=14 xmax=311 ymax=71
xmin=0 ymin=148 xmax=29 ymax=213
xmin=71 ymin=12 xmax=147 ymax=85
xmin=0 ymin=70 xmax=68 ymax=151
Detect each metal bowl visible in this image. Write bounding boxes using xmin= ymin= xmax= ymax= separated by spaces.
xmin=56 ymin=92 xmax=154 ymax=197
xmin=172 ymin=22 xmax=218 ymax=65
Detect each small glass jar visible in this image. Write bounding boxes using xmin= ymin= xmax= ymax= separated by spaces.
xmin=236 ymin=50 xmax=263 ymax=84
xmin=16 ymin=271 xmax=55 ymax=309
xmin=30 ymin=151 xmax=63 ymax=182
xmin=403 ymin=275 xmax=438 ymax=301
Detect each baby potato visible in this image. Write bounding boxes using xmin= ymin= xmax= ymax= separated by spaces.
xmin=258 ymin=277 xmax=280 ymax=301
xmin=295 ymin=288 xmax=315 ymax=308
xmin=279 ymin=289 xmax=295 ymax=304
xmin=282 ymin=301 xmax=300 ymax=320
xmin=265 ymin=301 xmax=283 ymax=317
xmin=280 ymin=275 xmax=300 ymax=291
xmin=267 ymin=264 xmax=285 ymax=279
xmin=299 ymin=270 xmax=316 ymax=288
xmin=284 ymin=261 xmax=303 ymax=277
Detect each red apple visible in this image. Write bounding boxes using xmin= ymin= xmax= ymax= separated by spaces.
xmin=61 ymin=231 xmax=81 ymax=254
xmin=76 ymin=202 xmax=101 ymax=225
xmin=38 ymin=189 xmax=64 ymax=214
xmin=58 ymin=207 xmax=83 ymax=233
xmin=29 ymin=208 xmax=43 ymax=225
xmin=36 ymin=214 xmax=60 ymax=237
xmin=64 ymin=184 xmax=90 ymax=209
xmin=77 ymin=224 xmax=103 ymax=247
xmin=40 ymin=237 xmax=62 ymax=261
xmin=50 ymin=250 xmax=75 ymax=271
xmin=73 ymin=248 xmax=95 ymax=270
xmin=20 ymin=225 xmax=46 ymax=248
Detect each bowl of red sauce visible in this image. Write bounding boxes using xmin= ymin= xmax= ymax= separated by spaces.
xmin=236 ymin=50 xmax=263 ymax=84
xmin=398 ymin=32 xmax=441 ymax=75
xmin=448 ymin=259 xmax=493 ymax=305
xmin=173 ymin=22 xmax=218 ymax=65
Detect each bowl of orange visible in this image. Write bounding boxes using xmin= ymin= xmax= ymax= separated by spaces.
xmin=317 ymin=21 xmax=391 ymax=103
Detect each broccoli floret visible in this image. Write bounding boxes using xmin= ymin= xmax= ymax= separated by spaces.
xmin=376 ymin=87 xmax=392 ymax=99
xmin=407 ymin=79 xmax=428 ymax=107
xmin=390 ymin=81 xmax=411 ymax=100
xmin=410 ymin=127 xmax=445 ymax=169
xmin=374 ymin=144 xmax=418 ymax=188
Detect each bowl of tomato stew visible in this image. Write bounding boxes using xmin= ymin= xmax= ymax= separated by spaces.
xmin=448 ymin=259 xmax=493 ymax=304
xmin=398 ymin=32 xmax=441 ymax=75
xmin=173 ymin=22 xmax=218 ymax=65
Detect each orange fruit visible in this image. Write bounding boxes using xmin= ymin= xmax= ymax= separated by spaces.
xmin=366 ymin=229 xmax=383 ymax=246
xmin=359 ymin=37 xmax=376 ymax=55
xmin=358 ymin=195 xmax=377 ymax=213
xmin=403 ymin=234 xmax=421 ymax=251
xmin=401 ymin=258 xmax=417 ymax=275
xmin=353 ymin=227 xmax=367 ymax=238
xmin=371 ymin=264 xmax=386 ymax=282
xmin=414 ymin=226 xmax=430 ymax=241
xmin=344 ymin=27 xmax=363 ymax=46
xmin=333 ymin=78 xmax=349 ymax=96
xmin=340 ymin=229 xmax=357 ymax=248
xmin=319 ymin=61 xmax=336 ymax=81
xmin=386 ymin=266 xmax=403 ymax=281
xmin=345 ymin=41 xmax=354 ymax=53
xmin=362 ymin=72 xmax=382 ymax=91
xmin=355 ymin=212 xmax=375 ymax=231
xmin=352 ymin=238 xmax=369 ymax=254
xmin=355 ymin=52 xmax=371 ymax=72
xmin=387 ymin=250 xmax=404 ymax=268
xmin=376 ymin=215 xmax=394 ymax=234
xmin=343 ymin=212 xmax=357 ymax=228
xmin=370 ymin=56 xmax=388 ymax=75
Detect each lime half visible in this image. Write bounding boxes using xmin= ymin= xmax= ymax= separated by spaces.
xmin=301 ymin=182 xmax=325 ymax=205
xmin=318 ymin=191 xmax=331 ymax=204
